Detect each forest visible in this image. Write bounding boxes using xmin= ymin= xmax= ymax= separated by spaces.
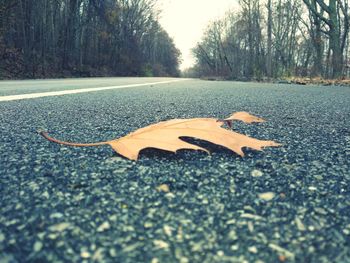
xmin=0 ymin=0 xmax=181 ymax=79
xmin=189 ymin=0 xmax=350 ymax=80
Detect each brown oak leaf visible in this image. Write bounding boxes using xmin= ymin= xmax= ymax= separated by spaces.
xmin=39 ymin=112 xmax=281 ymax=160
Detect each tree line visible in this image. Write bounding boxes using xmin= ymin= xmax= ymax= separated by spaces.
xmin=189 ymin=0 xmax=350 ymax=80
xmin=0 ymin=0 xmax=181 ymax=79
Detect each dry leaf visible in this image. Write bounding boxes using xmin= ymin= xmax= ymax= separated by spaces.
xmin=39 ymin=111 xmax=281 ymax=160
xmin=225 ymin=111 xmax=265 ymax=123
xmin=222 ymin=111 xmax=265 ymax=128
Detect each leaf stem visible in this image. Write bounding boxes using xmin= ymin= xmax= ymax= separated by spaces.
xmin=39 ymin=131 xmax=108 ymax=147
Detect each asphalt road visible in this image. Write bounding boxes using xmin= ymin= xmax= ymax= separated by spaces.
xmin=0 ymin=77 xmax=349 ymax=262
xmin=0 ymin=77 xmax=177 ymax=96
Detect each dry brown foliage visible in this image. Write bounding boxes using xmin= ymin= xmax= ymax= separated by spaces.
xmin=40 ymin=112 xmax=281 ymax=160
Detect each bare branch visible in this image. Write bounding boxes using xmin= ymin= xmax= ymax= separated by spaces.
xmin=315 ymin=0 xmax=331 ymax=13
xmin=303 ymin=0 xmax=331 ymax=26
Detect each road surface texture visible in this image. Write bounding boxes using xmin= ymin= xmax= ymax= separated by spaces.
xmin=0 ymin=77 xmax=349 ymax=262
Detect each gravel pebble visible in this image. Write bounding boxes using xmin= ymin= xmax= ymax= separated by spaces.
xmin=80 ymin=251 xmax=91 ymax=259
xmin=0 ymin=232 xmax=5 ymax=243
xmin=33 ymin=241 xmax=43 ymax=252
xmin=97 ymin=221 xmax=110 ymax=232
xmin=48 ymin=222 xmax=71 ymax=232
xmin=251 ymin=169 xmax=263 ymax=177
xmin=258 ymin=192 xmax=275 ymax=201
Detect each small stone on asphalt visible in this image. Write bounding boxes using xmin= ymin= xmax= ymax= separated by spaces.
xmin=33 ymin=241 xmax=43 ymax=252
xmin=251 ymin=169 xmax=263 ymax=177
xmin=258 ymin=192 xmax=275 ymax=201
xmin=97 ymin=221 xmax=110 ymax=232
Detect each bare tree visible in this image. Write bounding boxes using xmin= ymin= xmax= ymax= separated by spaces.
xmin=303 ymin=0 xmax=349 ymax=78
xmin=0 ymin=0 xmax=181 ymax=79
xmin=191 ymin=0 xmax=349 ymax=80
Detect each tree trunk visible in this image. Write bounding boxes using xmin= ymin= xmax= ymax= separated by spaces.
xmin=328 ymin=0 xmax=342 ymax=78
xmin=303 ymin=0 xmax=348 ymax=78
xmin=266 ymin=0 xmax=272 ymax=78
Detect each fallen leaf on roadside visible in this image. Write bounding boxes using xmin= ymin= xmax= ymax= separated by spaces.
xmin=225 ymin=111 xmax=265 ymax=124
xmin=39 ymin=111 xmax=281 ymax=160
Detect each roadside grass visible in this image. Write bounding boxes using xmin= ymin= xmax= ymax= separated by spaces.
xmin=285 ymin=76 xmax=350 ymax=86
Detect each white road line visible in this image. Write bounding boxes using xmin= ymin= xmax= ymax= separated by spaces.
xmin=0 ymin=79 xmax=188 ymax=102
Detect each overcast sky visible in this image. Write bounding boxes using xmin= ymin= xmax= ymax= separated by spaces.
xmin=158 ymin=0 xmax=239 ymax=70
